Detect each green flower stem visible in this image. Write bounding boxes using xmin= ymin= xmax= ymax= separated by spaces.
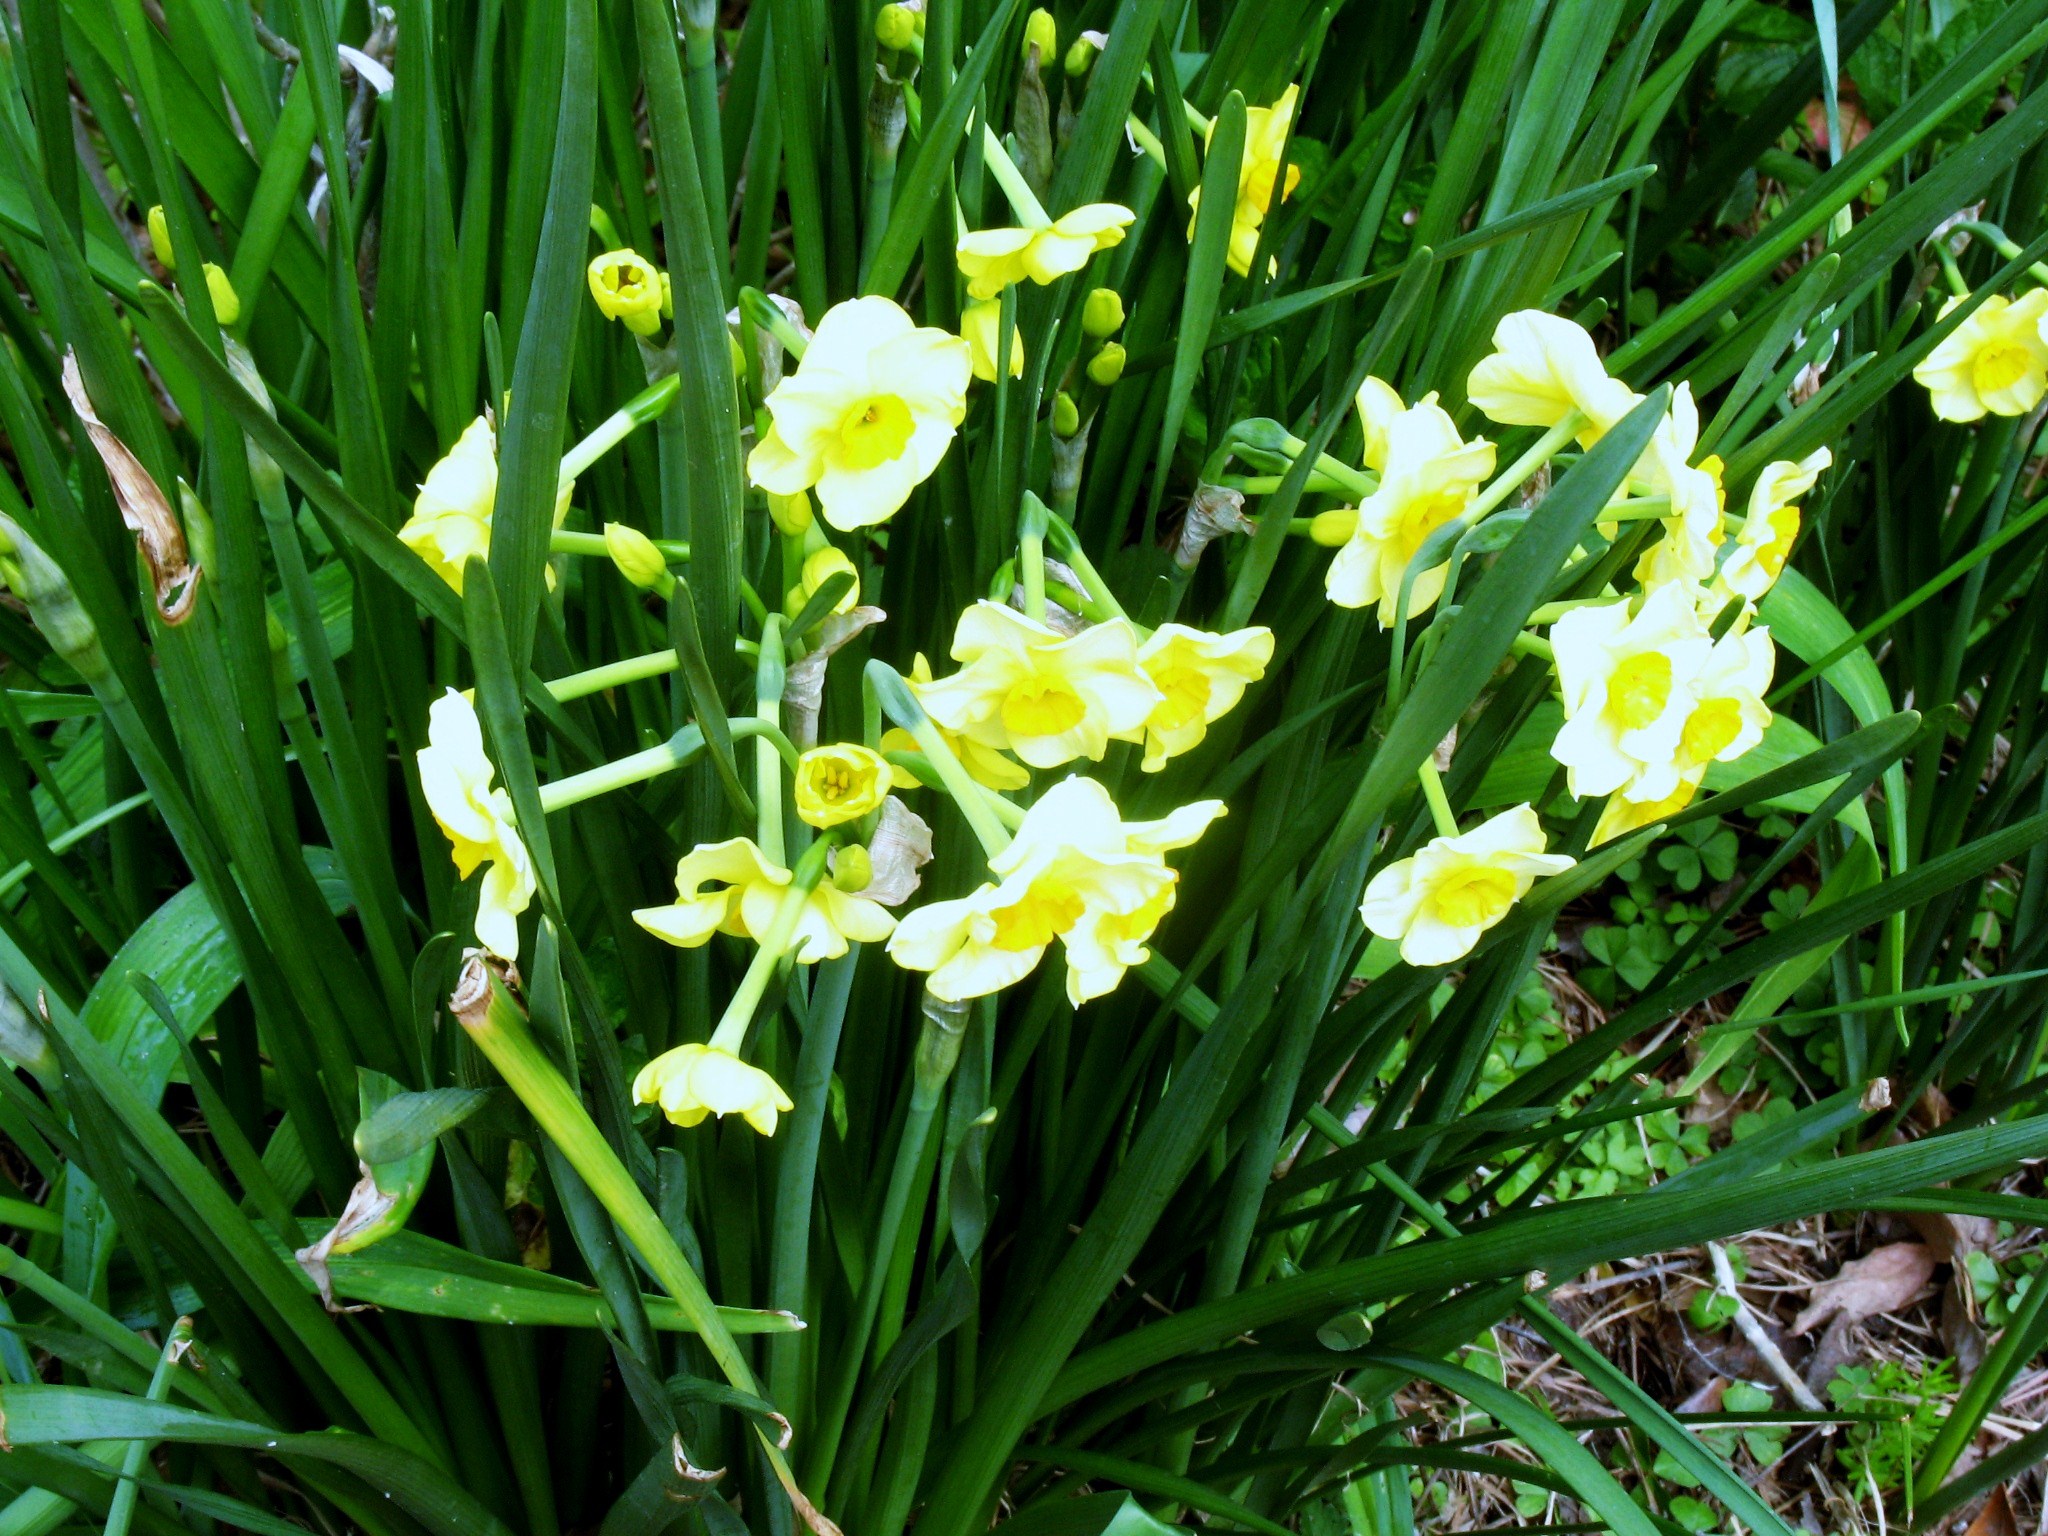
xmin=103 ymin=1316 xmax=194 ymax=1536
xmin=1123 ymin=113 xmax=1167 ymax=169
xmin=588 ymin=204 xmax=625 ymax=250
xmin=1526 ymin=595 xmax=1626 ymax=626
xmin=452 ymin=961 xmax=822 ymax=1519
xmin=550 ymin=528 xmax=691 ymax=561
xmin=1600 ymin=495 xmax=1673 ymax=521
xmin=545 ymin=647 xmax=683 ymax=702
xmin=1937 ymin=246 xmax=1970 ymax=299
xmin=1043 ymin=510 xmax=1131 ymax=621
xmin=1510 ymin=632 xmax=1556 ymax=662
xmin=738 ymin=286 xmax=810 ymax=360
xmin=558 ymin=374 xmax=683 ymax=482
xmin=980 ymin=122 xmax=1052 ymax=226
xmin=1018 ymin=493 xmax=1050 ymax=622
xmin=757 ymin=616 xmax=788 ymax=864
xmin=1416 ymin=760 xmax=1460 ymax=840
xmin=708 ymin=838 xmax=834 ymax=1052
xmin=1466 ymin=411 xmax=1586 ymax=525
xmin=866 ymin=661 xmax=1012 ymax=856
xmin=1222 ymin=471 xmax=1362 ymax=497
xmin=536 ymin=718 xmax=798 ymax=813
xmin=0 ymin=790 xmax=151 ymax=901
xmin=1946 ymin=219 xmax=2048 ymax=286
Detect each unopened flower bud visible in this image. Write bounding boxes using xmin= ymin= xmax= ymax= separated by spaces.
xmin=1064 ymin=30 xmax=1104 ymax=76
xmin=876 ymin=3 xmax=918 ymax=50
xmin=1310 ymin=508 xmax=1359 ymax=546
xmin=1086 ymin=342 xmax=1126 ymax=387
xmin=1052 ymin=391 xmax=1080 ymax=438
xmin=587 ymin=249 xmax=665 ymax=336
xmin=202 ymin=263 xmax=239 ymax=326
xmin=604 ymin=522 xmax=669 ymax=589
xmin=766 ymin=488 xmax=814 ymax=536
xmin=1082 ymin=287 xmax=1125 ymax=338
xmin=1022 ymin=7 xmax=1056 ymax=63
xmin=799 ymin=546 xmax=860 ymax=614
xmin=147 ymin=206 xmax=174 ymax=270
xmin=832 ymin=844 xmax=874 ymax=892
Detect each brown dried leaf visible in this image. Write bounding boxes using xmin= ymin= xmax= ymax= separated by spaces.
xmin=60 ymin=350 xmax=200 ymax=623
xmin=1791 ymin=1241 xmax=1935 ymax=1336
xmin=1962 ymin=1484 xmax=2018 ymax=1536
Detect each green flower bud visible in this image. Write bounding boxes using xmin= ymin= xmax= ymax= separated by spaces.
xmin=832 ymin=845 xmax=874 ymax=892
xmin=876 ymin=3 xmax=918 ymax=50
xmin=604 ymin=522 xmax=670 ymax=589
xmin=1051 ymin=391 xmax=1080 ymax=438
xmin=1064 ymin=31 xmax=1102 ymax=75
xmin=1309 ymin=508 xmax=1359 ymax=547
xmin=0 ymin=514 xmax=106 ymax=681
xmin=1022 ymin=7 xmax=1056 ymax=62
xmin=1085 ymin=341 xmax=1126 ymax=387
xmin=766 ymin=488 xmax=815 ymax=537
xmin=202 ymin=263 xmax=240 ymax=326
xmin=1082 ymin=287 xmax=1125 ymax=338
xmin=146 ymin=206 xmax=174 ymax=270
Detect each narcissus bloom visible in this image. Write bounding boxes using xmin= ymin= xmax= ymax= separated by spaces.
xmin=794 ymin=743 xmax=893 ymax=828
xmin=887 ymin=777 xmax=1223 ymax=1003
xmin=1354 ymin=375 xmax=1405 ymax=473
xmin=1360 ymin=803 xmax=1574 ymax=967
xmin=1128 ymin=624 xmax=1274 ymax=771
xmin=1325 ymin=394 xmax=1495 ymax=625
xmin=916 ymin=602 xmax=1163 ymax=768
xmin=747 ymin=297 xmax=971 ymax=531
xmin=884 ymin=655 xmax=1031 ymax=791
xmin=1468 ymin=311 xmax=1641 ymax=446
xmin=1187 ymin=85 xmax=1303 ymax=277
xmin=1670 ymin=623 xmax=1775 ymax=781
xmin=956 ymin=205 xmax=1135 ymax=300
xmin=633 ymin=1044 xmax=794 ymax=1135
xmin=961 ymin=299 xmax=1025 ymax=381
xmin=587 ymin=249 xmax=666 ymax=336
xmin=1628 ymin=385 xmax=1725 ymax=590
xmin=1549 ymin=582 xmax=1712 ymax=801
xmin=1913 ymin=290 xmax=2048 ymax=421
xmin=417 ymin=690 xmax=535 ymax=960
xmin=399 ymin=416 xmax=573 ymax=593
xmin=633 ymin=837 xmax=894 ymax=963
xmin=1720 ymin=448 xmax=1831 ymax=602
xmin=1592 ymin=774 xmax=1701 ymax=845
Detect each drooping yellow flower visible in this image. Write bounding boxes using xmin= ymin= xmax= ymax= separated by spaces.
xmin=633 ymin=1044 xmax=794 ymax=1135
xmin=1187 ymin=86 xmax=1303 ymax=278
xmin=1467 ymin=310 xmax=1641 ymax=446
xmin=883 ymin=654 xmax=1031 ymax=792
xmin=886 ymin=776 xmax=1223 ymax=1004
xmin=398 ymin=416 xmax=574 ymax=593
xmin=1360 ymin=803 xmax=1574 ymax=967
xmin=1913 ymin=290 xmax=2048 ymax=422
xmin=587 ymin=249 xmax=666 ymax=336
xmin=956 ymin=205 xmax=1136 ymax=300
xmin=1719 ymin=448 xmax=1830 ymax=602
xmin=915 ymin=602 xmax=1163 ymax=768
xmin=633 ymin=838 xmax=894 ymax=963
xmin=1127 ymin=624 xmax=1274 ymax=771
xmin=1325 ymin=394 xmax=1496 ymax=626
xmin=747 ymin=297 xmax=971 ymax=531
xmin=417 ymin=689 xmax=535 ymax=960
xmin=1549 ymin=581 xmax=1712 ymax=802
xmin=794 ymin=744 xmax=892 ymax=829
xmin=961 ymin=299 xmax=1025 ymax=381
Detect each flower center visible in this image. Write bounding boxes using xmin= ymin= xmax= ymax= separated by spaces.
xmin=1002 ymin=677 xmax=1088 ymax=738
xmin=600 ymin=260 xmax=648 ymax=297
xmin=1974 ymin=342 xmax=2034 ymax=397
xmin=838 ymin=395 xmax=916 ymax=470
xmin=1760 ymin=506 xmax=1800 ymax=574
xmin=1428 ymin=868 xmax=1518 ymax=931
xmin=1150 ymin=666 xmax=1212 ymax=731
xmin=1396 ymin=488 xmax=1466 ymax=560
xmin=814 ymin=765 xmax=854 ymax=801
xmin=1682 ymin=697 xmax=1744 ymax=764
xmin=1606 ymin=651 xmax=1673 ymax=731
xmin=990 ymin=880 xmax=1085 ymax=951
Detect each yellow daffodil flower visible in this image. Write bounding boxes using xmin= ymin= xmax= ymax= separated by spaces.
xmin=1127 ymin=623 xmax=1274 ymax=771
xmin=1361 ymin=803 xmax=1573 ymax=967
xmin=1913 ymin=290 xmax=2048 ymax=421
xmin=886 ymin=776 xmax=1223 ymax=1003
xmin=962 ymin=299 xmax=1025 ymax=381
xmin=417 ymin=689 xmax=535 ymax=960
xmin=956 ymin=205 xmax=1136 ymax=300
xmin=1627 ymin=385 xmax=1725 ymax=590
xmin=1188 ymin=86 xmax=1303 ymax=277
xmin=794 ymin=743 xmax=892 ymax=828
xmin=915 ymin=601 xmax=1163 ymax=768
xmin=1591 ymin=772 xmax=1702 ymax=845
xmin=633 ymin=1043 xmax=794 ymax=1135
xmin=1467 ymin=310 xmax=1641 ymax=445
xmin=1720 ymin=448 xmax=1831 ymax=602
xmin=883 ymin=655 xmax=1031 ymax=792
xmin=1549 ymin=582 xmax=1712 ymax=802
xmin=587 ymin=249 xmax=666 ymax=336
xmin=633 ymin=837 xmax=894 ymax=963
xmin=1354 ymin=375 xmax=1405 ymax=473
xmin=1671 ymin=623 xmax=1775 ymax=781
xmin=747 ymin=297 xmax=971 ymax=531
xmin=399 ymin=416 xmax=574 ymax=593
xmin=1325 ymin=394 xmax=1495 ymax=625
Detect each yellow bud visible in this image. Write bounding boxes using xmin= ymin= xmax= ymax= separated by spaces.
xmin=1086 ymin=342 xmax=1126 ymax=387
xmin=587 ymin=249 xmax=665 ymax=336
xmin=1309 ymin=508 xmax=1358 ymax=546
xmin=794 ymin=744 xmax=891 ymax=829
xmin=603 ymin=522 xmax=669 ymax=589
xmin=202 ymin=263 xmax=239 ymax=326
xmin=800 ymin=546 xmax=860 ymax=614
xmin=1082 ymin=287 xmax=1125 ymax=339
xmin=1064 ymin=32 xmax=1101 ymax=75
xmin=876 ymin=3 xmax=918 ymax=50
xmin=146 ymin=206 xmax=175 ymax=270
xmin=659 ymin=270 xmax=674 ymax=318
xmin=832 ymin=845 xmax=874 ymax=892
xmin=1023 ymin=7 xmax=1057 ymax=62
xmin=766 ymin=488 xmax=814 ymax=536
xmin=1052 ymin=391 xmax=1080 ymax=437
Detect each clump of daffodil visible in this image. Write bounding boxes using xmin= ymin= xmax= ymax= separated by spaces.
xmin=887 ymin=776 xmax=1223 ymax=1004
xmin=398 ymin=416 xmax=574 ymax=593
xmin=1468 ymin=310 xmax=1641 ymax=446
xmin=1548 ymin=582 xmax=1714 ymax=802
xmin=794 ymin=743 xmax=893 ymax=829
xmin=883 ymin=655 xmax=1031 ymax=792
xmin=785 ymin=545 xmax=860 ymax=617
xmin=634 ymin=838 xmax=894 ymax=963
xmin=915 ymin=601 xmax=1163 ymax=768
xmin=961 ymin=299 xmax=1025 ymax=381
xmin=747 ymin=296 xmax=971 ymax=531
xmin=956 ymin=205 xmax=1136 ymax=300
xmin=1361 ymin=803 xmax=1575 ymax=967
xmin=1127 ymin=624 xmax=1274 ymax=771
xmin=417 ymin=690 xmax=536 ymax=960
xmin=1719 ymin=448 xmax=1831 ymax=602
xmin=1325 ymin=387 xmax=1496 ymax=625
xmin=1187 ymin=85 xmax=1302 ymax=277
xmin=633 ymin=1043 xmax=793 ymax=1136
xmin=1913 ymin=290 xmax=2048 ymax=421
xmin=587 ymin=249 xmax=668 ymax=337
